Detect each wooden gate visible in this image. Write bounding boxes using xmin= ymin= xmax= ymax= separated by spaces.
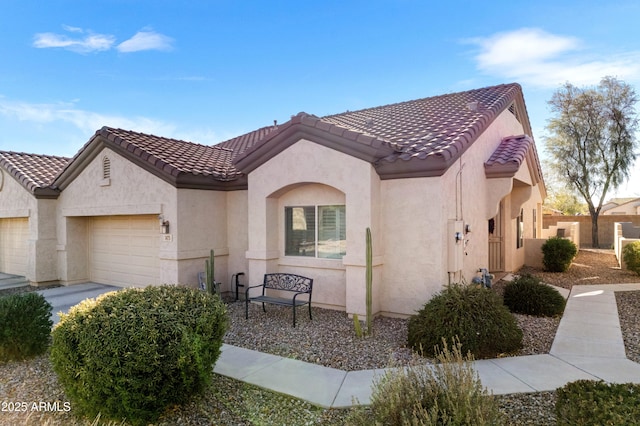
xmin=488 ymin=202 xmax=504 ymax=272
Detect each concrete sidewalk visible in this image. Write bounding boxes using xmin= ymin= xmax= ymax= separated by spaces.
xmin=39 ymin=282 xmax=640 ymax=408
xmin=213 ymin=283 xmax=640 ymax=408
xmin=0 ymin=273 xmax=29 ymax=291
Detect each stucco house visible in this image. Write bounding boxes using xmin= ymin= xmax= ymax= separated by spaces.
xmin=0 ymin=83 xmax=545 ymax=317
xmin=602 ymin=197 xmax=640 ymax=215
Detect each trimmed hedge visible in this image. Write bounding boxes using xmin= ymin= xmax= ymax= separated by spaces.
xmin=0 ymin=292 xmax=52 ymax=362
xmin=542 ymin=236 xmax=577 ymax=272
xmin=503 ymin=274 xmax=566 ymax=316
xmin=556 ymin=380 xmax=640 ymax=425
xmin=50 ymin=285 xmax=228 ymax=425
xmin=407 ymin=283 xmax=523 ymax=359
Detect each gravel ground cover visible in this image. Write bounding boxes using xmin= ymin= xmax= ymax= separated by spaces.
xmin=1 ymin=249 xmax=639 ymax=425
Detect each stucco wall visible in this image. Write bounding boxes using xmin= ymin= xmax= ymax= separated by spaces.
xmin=0 ymin=169 xmax=60 ymax=283
xmin=246 ymin=139 xmax=382 ymax=316
xmin=0 ymin=169 xmax=36 ymax=217
xmin=175 ymin=189 xmax=229 ymax=289
xmin=56 ymin=148 xmax=177 ymax=285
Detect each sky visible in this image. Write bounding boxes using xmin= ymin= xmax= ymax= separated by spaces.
xmin=1 ymin=0 xmax=640 ymax=198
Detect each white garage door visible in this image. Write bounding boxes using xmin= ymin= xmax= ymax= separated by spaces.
xmin=0 ymin=218 xmax=29 ymax=276
xmin=89 ymin=215 xmax=160 ymax=287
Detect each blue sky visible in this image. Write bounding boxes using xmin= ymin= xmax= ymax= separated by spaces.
xmin=1 ymin=0 xmax=639 ymax=197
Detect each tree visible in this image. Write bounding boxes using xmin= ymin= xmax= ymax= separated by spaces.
xmin=542 ymin=161 xmax=588 ymax=215
xmin=545 ymin=77 xmax=639 ymax=247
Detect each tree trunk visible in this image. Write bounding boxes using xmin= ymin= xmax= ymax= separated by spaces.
xmin=591 ymin=212 xmax=600 ymax=248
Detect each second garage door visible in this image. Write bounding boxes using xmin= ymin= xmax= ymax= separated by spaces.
xmin=0 ymin=217 xmax=29 ymax=276
xmin=89 ymin=215 xmax=160 ymax=287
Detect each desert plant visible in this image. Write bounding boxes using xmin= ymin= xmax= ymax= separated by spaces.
xmin=556 ymin=380 xmax=640 ymax=425
xmin=623 ymin=241 xmax=640 ymax=276
xmin=346 ymin=338 xmax=504 ymax=425
xmin=503 ymin=274 xmax=566 ymax=316
xmin=0 ymin=292 xmax=52 ymax=362
xmin=365 ymin=227 xmax=373 ymax=335
xmin=205 ymin=248 xmax=217 ymax=294
xmin=407 ymin=283 xmax=522 ymax=359
xmin=50 ymin=285 xmax=228 ymax=425
xmin=541 ymin=236 xmax=577 ymax=272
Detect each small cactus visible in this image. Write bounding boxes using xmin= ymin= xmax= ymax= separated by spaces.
xmin=205 ymin=249 xmax=216 ymax=295
xmin=366 ymin=227 xmax=373 ymax=335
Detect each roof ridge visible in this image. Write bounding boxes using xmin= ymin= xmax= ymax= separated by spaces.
xmin=322 ymin=82 xmax=521 ymax=119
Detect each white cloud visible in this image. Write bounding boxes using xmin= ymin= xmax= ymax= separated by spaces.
xmin=117 ymin=30 xmax=174 ymax=53
xmin=0 ymin=99 xmax=175 ymax=137
xmin=33 ymin=26 xmax=173 ymax=54
xmin=33 ymin=31 xmax=115 ymax=53
xmin=466 ymin=28 xmax=640 ymax=87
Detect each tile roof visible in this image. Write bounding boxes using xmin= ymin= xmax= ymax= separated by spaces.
xmin=6 ymin=83 xmax=543 ymax=193
xmin=484 ymin=135 xmax=534 ymax=178
xmin=233 ymin=83 xmax=537 ymax=179
xmin=54 ymin=127 xmax=248 ymax=190
xmin=216 ymin=125 xmax=278 ymax=157
xmin=99 ymin=127 xmax=240 ymax=180
xmin=321 ymin=83 xmax=529 ymax=163
xmin=0 ymin=151 xmax=70 ymax=197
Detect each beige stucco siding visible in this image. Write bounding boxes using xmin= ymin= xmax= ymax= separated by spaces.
xmin=0 ymin=169 xmax=59 ymax=283
xmin=174 ymin=189 xmax=230 ymax=289
xmin=56 ymin=148 xmax=175 ymax=285
xmin=246 ymin=139 xmax=382 ymax=314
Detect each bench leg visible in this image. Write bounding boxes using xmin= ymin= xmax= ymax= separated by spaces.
xmin=308 ymin=303 xmax=312 ymax=320
xmin=293 ymin=304 xmax=297 ymax=327
xmin=262 ymin=302 xmax=266 ymax=313
xmin=245 ymin=298 xmax=249 ymax=319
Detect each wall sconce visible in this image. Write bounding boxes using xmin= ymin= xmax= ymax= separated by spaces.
xmin=161 ymin=220 xmax=170 ymax=234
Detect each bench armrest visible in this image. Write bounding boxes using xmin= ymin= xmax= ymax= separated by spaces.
xmin=245 ymin=283 xmax=265 ymax=298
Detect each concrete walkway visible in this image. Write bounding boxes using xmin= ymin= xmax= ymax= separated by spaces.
xmin=0 ymin=273 xmax=29 ymax=291
xmin=38 ymin=282 xmax=640 ymax=408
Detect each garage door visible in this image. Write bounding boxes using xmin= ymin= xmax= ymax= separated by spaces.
xmin=89 ymin=215 xmax=160 ymax=287
xmin=0 ymin=218 xmax=29 ymax=276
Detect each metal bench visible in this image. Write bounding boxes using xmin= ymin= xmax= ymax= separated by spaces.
xmin=245 ymin=273 xmax=313 ymax=327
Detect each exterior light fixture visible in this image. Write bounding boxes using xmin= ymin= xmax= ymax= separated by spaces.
xmin=161 ymin=220 xmax=170 ymax=234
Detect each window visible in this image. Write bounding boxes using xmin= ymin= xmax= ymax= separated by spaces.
xmin=285 ymin=205 xmax=346 ymax=258
xmin=532 ymin=208 xmax=537 ymax=238
xmin=517 ymin=208 xmax=524 ymax=248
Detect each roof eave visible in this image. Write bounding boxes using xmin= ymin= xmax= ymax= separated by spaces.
xmin=374 ymin=155 xmax=456 ymax=179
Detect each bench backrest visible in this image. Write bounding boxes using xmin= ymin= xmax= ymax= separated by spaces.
xmin=263 ymin=273 xmax=313 ymax=294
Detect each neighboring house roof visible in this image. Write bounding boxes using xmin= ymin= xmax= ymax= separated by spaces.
xmin=0 ymin=151 xmax=70 ymax=198
xmin=233 ymin=83 xmax=543 ymax=186
xmin=53 ymin=127 xmax=248 ymax=191
xmin=602 ymin=197 xmax=640 ymax=213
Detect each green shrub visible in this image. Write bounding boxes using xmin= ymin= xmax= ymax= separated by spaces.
xmin=556 ymin=380 xmax=640 ymax=425
xmin=0 ymin=292 xmax=52 ymax=362
xmin=50 ymin=285 xmax=228 ymax=425
xmin=623 ymin=241 xmax=640 ymax=276
xmin=407 ymin=284 xmax=522 ymax=359
xmin=346 ymin=339 xmax=504 ymax=425
xmin=503 ymin=274 xmax=566 ymax=316
xmin=542 ymin=236 xmax=577 ymax=272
